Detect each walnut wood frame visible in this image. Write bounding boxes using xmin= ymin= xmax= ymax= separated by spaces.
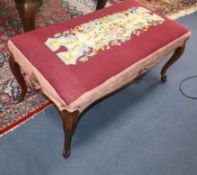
xmin=8 ymin=42 xmax=186 ymax=158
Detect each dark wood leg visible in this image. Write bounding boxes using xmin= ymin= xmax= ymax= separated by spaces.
xmin=61 ymin=110 xmax=80 ymax=158
xmin=161 ymin=43 xmax=186 ymax=83
xmin=96 ymin=0 xmax=108 ymax=10
xmin=15 ymin=0 xmax=42 ymax=32
xmin=9 ymin=54 xmax=27 ymax=101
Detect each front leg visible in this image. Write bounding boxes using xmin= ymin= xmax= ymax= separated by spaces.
xmin=61 ymin=110 xmax=80 ymax=158
xmin=9 ymin=53 xmax=27 ymax=101
xmin=161 ymin=43 xmax=186 ymax=83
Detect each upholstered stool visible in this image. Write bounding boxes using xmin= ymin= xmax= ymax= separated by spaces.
xmin=8 ymin=0 xmax=191 ymax=158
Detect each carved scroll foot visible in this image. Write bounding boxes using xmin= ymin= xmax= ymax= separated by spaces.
xmin=96 ymin=0 xmax=108 ymax=10
xmin=9 ymin=54 xmax=27 ymax=101
xmin=161 ymin=74 xmax=167 ymax=83
xmin=161 ymin=43 xmax=186 ymax=83
xmin=61 ymin=110 xmax=80 ymax=158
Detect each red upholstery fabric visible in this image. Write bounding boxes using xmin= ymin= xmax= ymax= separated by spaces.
xmin=10 ymin=0 xmax=190 ymax=105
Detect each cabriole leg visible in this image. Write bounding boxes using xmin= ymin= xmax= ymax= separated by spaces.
xmin=9 ymin=53 xmax=27 ymax=101
xmin=161 ymin=43 xmax=186 ymax=83
xmin=60 ymin=110 xmax=80 ymax=158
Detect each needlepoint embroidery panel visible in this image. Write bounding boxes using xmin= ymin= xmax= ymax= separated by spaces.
xmin=45 ymin=7 xmax=165 ymax=65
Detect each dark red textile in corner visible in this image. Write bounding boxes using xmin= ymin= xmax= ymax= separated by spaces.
xmin=10 ymin=0 xmax=190 ymax=105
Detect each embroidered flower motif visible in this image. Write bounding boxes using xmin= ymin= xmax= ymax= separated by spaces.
xmin=45 ymin=7 xmax=165 ymax=65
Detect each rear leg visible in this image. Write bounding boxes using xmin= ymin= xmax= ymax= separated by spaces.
xmin=9 ymin=53 xmax=27 ymax=101
xmin=161 ymin=43 xmax=186 ymax=83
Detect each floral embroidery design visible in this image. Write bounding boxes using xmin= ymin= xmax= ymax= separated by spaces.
xmin=45 ymin=7 xmax=165 ymax=65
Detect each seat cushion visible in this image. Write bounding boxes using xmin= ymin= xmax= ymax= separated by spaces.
xmin=8 ymin=0 xmax=191 ymax=111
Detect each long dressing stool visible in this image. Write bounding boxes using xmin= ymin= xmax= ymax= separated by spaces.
xmin=8 ymin=0 xmax=191 ymax=158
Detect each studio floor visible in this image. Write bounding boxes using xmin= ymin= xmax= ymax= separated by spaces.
xmin=0 ymin=12 xmax=197 ymax=175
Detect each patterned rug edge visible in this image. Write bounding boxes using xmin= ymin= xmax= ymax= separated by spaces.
xmin=111 ymin=0 xmax=197 ymax=20
xmin=168 ymin=4 xmax=197 ymax=19
xmin=0 ymin=102 xmax=52 ymax=137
